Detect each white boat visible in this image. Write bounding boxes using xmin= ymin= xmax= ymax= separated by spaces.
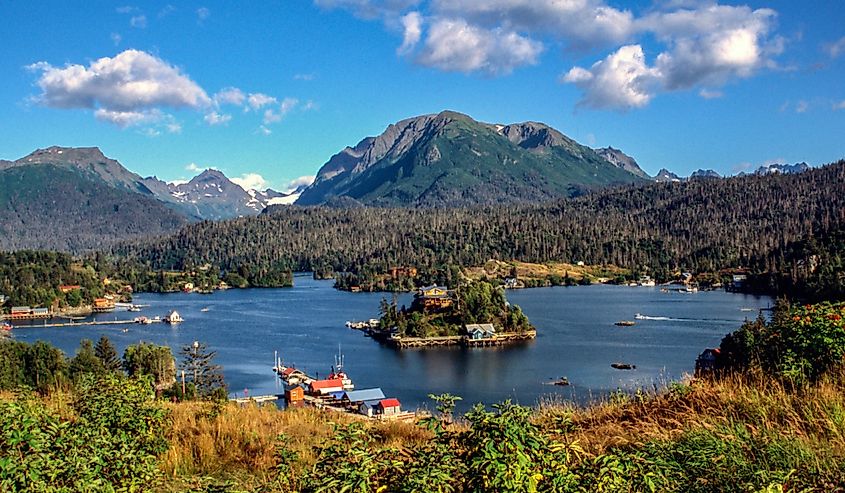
xmin=200 ymin=307 xmax=210 ymax=312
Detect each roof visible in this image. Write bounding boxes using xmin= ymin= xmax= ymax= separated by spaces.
xmin=360 ymin=399 xmax=381 ymax=409
xmin=328 ymin=391 xmax=346 ymax=400
xmin=344 ymin=388 xmax=385 ymax=402
xmin=281 ymin=367 xmax=296 ymax=377
xmin=309 ymin=378 xmax=344 ymax=390
xmin=379 ymin=398 xmax=401 ymax=408
xmin=466 ymin=323 xmax=495 ymax=333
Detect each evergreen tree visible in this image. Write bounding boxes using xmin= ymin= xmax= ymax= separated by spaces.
xmin=123 ymin=343 xmax=176 ymax=391
xmin=179 ymin=341 xmax=226 ymax=400
xmin=69 ymin=339 xmax=103 ymax=380
xmin=95 ymin=335 xmax=122 ymax=373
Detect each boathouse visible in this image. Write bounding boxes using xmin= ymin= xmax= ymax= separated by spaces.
xmin=93 ymin=298 xmax=115 ymax=313
xmin=285 ymin=385 xmax=304 ymax=405
xmin=359 ymin=399 xmax=381 ymax=417
xmin=378 ymin=398 xmax=401 ymax=416
xmin=308 ymin=378 xmax=344 ymax=395
xmin=466 ymin=323 xmax=496 ymax=340
xmin=344 ymin=388 xmax=385 ymax=404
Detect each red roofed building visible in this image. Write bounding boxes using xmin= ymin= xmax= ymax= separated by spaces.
xmin=308 ymin=378 xmax=344 ymax=395
xmin=378 ymin=398 xmax=401 ymax=416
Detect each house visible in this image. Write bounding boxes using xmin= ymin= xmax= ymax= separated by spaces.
xmin=59 ymin=285 xmax=81 ymax=293
xmin=343 ymin=388 xmax=385 ymax=404
xmin=378 ymin=398 xmax=401 ymax=416
xmin=284 ymin=385 xmax=304 ymax=404
xmin=695 ymin=348 xmax=721 ymax=375
xmin=359 ymin=399 xmax=381 ymax=417
xmin=164 ymin=310 xmax=183 ymax=323
xmin=93 ymin=298 xmax=115 ymax=313
xmin=503 ymin=278 xmax=519 ymax=289
xmin=466 ymin=323 xmax=496 ymax=340
xmin=183 ymin=282 xmax=194 ymax=293
xmin=308 ymin=378 xmax=344 ymax=395
xmin=413 ymin=285 xmax=453 ymax=310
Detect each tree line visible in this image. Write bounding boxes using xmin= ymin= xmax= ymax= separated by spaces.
xmin=112 ymin=161 xmax=845 ymax=300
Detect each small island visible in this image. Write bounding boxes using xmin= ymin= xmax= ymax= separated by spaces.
xmin=367 ymin=280 xmax=536 ymax=348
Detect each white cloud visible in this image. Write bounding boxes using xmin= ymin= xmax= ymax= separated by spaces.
xmin=825 ymin=36 xmax=845 ymax=59
xmin=314 ymin=0 xmax=419 ymax=19
xmin=834 ymin=101 xmax=845 ymax=111
xmin=263 ymin=109 xmax=282 ymax=124
xmin=397 ymin=11 xmax=422 ymax=55
xmin=158 ymin=5 xmax=176 ymax=18
xmin=285 ymin=175 xmax=316 ymax=192
xmin=699 ymin=88 xmax=723 ymax=99
xmin=185 ymin=162 xmax=207 ymax=172
xmin=795 ymin=100 xmax=808 ymax=113
xmin=257 ymin=125 xmax=272 ymax=135
xmin=130 ymin=14 xmax=147 ymax=28
xmin=418 ymin=18 xmax=542 ymax=74
xmin=116 ymin=6 xmax=139 ymax=14
xmin=280 ymin=97 xmax=299 ymax=114
xmin=204 ymin=111 xmax=232 ymax=125
xmin=294 ymin=73 xmax=316 ymax=81
xmin=231 ymin=172 xmax=269 ymax=191
xmin=302 ymin=100 xmax=319 ymax=111
xmin=197 ymin=7 xmax=210 ymax=22
xmin=110 ymin=32 xmax=122 ymax=46
xmin=431 ymin=0 xmax=634 ymax=49
xmin=247 ymin=92 xmax=277 ymax=110
xmin=562 ymin=44 xmax=658 ymax=110
xmin=28 ymin=49 xmax=210 ymax=113
xmin=263 ymin=98 xmax=300 ymax=124
xmin=214 ymin=87 xmax=246 ymax=106
xmin=95 ymin=108 xmax=161 ymax=128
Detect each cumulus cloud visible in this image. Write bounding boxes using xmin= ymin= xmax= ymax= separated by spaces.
xmin=397 ymin=11 xmax=422 ymax=55
xmin=834 ymin=101 xmax=845 ymax=111
xmin=204 ymin=111 xmax=232 ymax=125
xmin=562 ymin=45 xmax=658 ymax=110
xmin=28 ymin=49 xmax=210 ymax=113
xmin=263 ymin=97 xmax=300 ymax=124
xmin=231 ymin=172 xmax=269 ymax=190
xmin=561 ymin=4 xmax=782 ymax=110
xmin=214 ymin=87 xmax=246 ymax=106
xmin=185 ymin=162 xmax=207 ymax=172
xmin=197 ymin=7 xmax=210 ymax=22
xmin=418 ymin=18 xmax=542 ymax=74
xmin=284 ymin=175 xmax=316 ymax=193
xmin=247 ymin=93 xmax=277 ymax=110
xmin=699 ymin=88 xmax=723 ymax=99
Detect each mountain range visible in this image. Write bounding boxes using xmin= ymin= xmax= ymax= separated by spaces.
xmin=0 ymin=111 xmax=817 ymax=251
xmin=296 ymin=111 xmax=648 ymax=207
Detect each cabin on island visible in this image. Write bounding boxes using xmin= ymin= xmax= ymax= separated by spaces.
xmin=466 ymin=323 xmax=496 ymax=340
xmin=183 ymin=282 xmax=194 ymax=293
xmin=378 ymin=398 xmax=401 ymax=416
xmin=308 ymin=378 xmax=344 ymax=395
xmin=164 ymin=310 xmax=183 ymax=323
xmin=413 ymin=285 xmax=453 ymax=310
xmin=344 ymin=388 xmax=385 ymax=404
xmin=284 ymin=385 xmax=304 ymax=405
xmin=695 ymin=348 xmax=721 ymax=375
xmin=59 ymin=285 xmax=81 ymax=293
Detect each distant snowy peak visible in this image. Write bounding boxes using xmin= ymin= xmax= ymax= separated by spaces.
xmin=654 ymin=168 xmax=682 ymax=182
xmin=752 ymin=162 xmax=811 ymax=176
xmin=143 ymin=168 xmax=283 ymax=220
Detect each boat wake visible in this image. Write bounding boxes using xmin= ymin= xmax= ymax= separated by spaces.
xmin=635 ymin=313 xmax=738 ymax=323
xmin=635 ymin=313 xmax=671 ymax=321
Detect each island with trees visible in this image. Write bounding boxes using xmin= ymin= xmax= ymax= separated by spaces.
xmin=369 ymin=280 xmax=535 ymax=348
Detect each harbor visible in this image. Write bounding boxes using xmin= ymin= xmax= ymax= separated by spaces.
xmin=272 ymin=350 xmax=416 ymax=422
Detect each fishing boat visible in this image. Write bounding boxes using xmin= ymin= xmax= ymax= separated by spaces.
xmin=200 ymin=307 xmax=210 ymax=312
xmin=611 ymin=362 xmax=636 ymax=370
xmin=127 ymin=305 xmax=141 ymax=312
xmin=328 ymin=347 xmax=355 ymax=391
xmin=614 ymin=320 xmax=636 ymax=327
xmin=635 ymin=313 xmax=647 ymax=320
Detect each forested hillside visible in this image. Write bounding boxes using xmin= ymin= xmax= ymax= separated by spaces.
xmin=115 ymin=161 xmax=845 ymax=299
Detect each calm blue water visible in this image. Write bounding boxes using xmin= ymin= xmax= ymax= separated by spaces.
xmin=12 ymin=275 xmax=771 ymax=411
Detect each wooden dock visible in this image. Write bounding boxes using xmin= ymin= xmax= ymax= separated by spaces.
xmin=229 ymin=394 xmax=281 ymax=404
xmin=382 ymin=330 xmax=537 ymax=349
xmin=6 ymin=319 xmax=163 ymax=329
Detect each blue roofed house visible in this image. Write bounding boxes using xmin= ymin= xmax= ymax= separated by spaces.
xmin=344 ymin=388 xmax=385 ymax=404
xmin=359 ymin=399 xmax=382 ymax=417
xmin=466 ymin=323 xmax=496 ymax=340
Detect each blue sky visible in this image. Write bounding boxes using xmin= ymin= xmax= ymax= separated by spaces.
xmin=1 ymin=1 xmax=843 ymax=191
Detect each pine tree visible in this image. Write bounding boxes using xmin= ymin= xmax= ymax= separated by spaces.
xmin=69 ymin=339 xmax=104 ymax=380
xmin=179 ymin=341 xmax=226 ymax=400
xmin=94 ymin=335 xmax=121 ymax=373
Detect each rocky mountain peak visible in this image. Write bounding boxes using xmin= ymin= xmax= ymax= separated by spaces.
xmin=655 ymin=168 xmax=682 ymax=182
xmin=594 ymin=147 xmax=649 ymax=179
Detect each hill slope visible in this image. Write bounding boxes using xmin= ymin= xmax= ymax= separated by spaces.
xmin=297 ymin=111 xmax=645 ymax=206
xmin=0 ymin=164 xmax=187 ymax=251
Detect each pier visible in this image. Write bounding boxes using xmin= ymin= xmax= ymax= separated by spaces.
xmin=6 ymin=318 xmax=164 ymax=329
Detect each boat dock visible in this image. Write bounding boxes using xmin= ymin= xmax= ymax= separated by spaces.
xmin=6 ymin=318 xmax=165 ymax=329
xmin=229 ymin=394 xmax=281 ymax=404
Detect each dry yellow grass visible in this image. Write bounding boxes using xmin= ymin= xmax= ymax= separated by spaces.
xmin=464 ymin=259 xmax=628 ymax=283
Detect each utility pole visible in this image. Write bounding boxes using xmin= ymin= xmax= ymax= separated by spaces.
xmin=181 ymin=370 xmax=186 ymax=396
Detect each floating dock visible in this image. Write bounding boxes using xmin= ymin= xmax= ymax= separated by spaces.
xmin=6 ymin=318 xmax=164 ymax=329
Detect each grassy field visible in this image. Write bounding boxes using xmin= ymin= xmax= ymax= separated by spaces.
xmin=464 ymin=259 xmax=629 ymax=285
